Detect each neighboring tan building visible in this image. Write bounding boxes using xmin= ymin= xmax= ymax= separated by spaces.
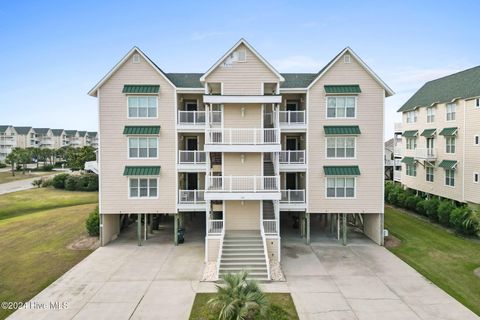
xmin=34 ymin=128 xmax=54 ymax=149
xmin=13 ymin=126 xmax=37 ymax=148
xmin=396 ymin=66 xmax=480 ymax=208
xmin=51 ymin=129 xmax=68 ymax=148
xmin=0 ymin=125 xmax=17 ymax=161
xmin=87 ymin=131 xmax=99 ymax=148
xmin=65 ymin=130 xmax=81 ymax=148
xmin=88 ymin=39 xmax=393 ymax=280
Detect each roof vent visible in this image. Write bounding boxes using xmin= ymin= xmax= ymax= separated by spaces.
xmin=133 ymin=54 xmax=140 ymax=64
xmin=344 ymin=54 xmax=351 ymax=64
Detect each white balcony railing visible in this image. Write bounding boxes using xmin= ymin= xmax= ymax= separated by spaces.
xmin=280 ymin=189 xmax=305 ymax=203
xmin=394 ymin=122 xmax=403 ymax=132
xmin=279 ymin=150 xmax=306 ymax=164
xmin=415 ymin=148 xmax=437 ymax=160
xmin=205 ymin=128 xmax=280 ymax=145
xmin=178 ymin=151 xmax=206 ymax=164
xmin=209 ymin=111 xmax=222 ymax=125
xmin=263 ymin=219 xmax=277 ymax=234
xmin=394 ymin=170 xmax=402 ymax=181
xmin=178 ymin=190 xmax=205 ymax=204
xmin=178 ymin=111 xmax=206 ymax=125
xmin=279 ymin=111 xmax=306 ymax=125
xmin=206 ymin=176 xmax=280 ymax=193
xmin=208 ymin=219 xmax=223 ymax=234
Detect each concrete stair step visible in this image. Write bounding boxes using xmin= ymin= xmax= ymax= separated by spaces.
xmin=223 ymin=243 xmax=263 ymax=247
xmin=221 ymin=254 xmax=265 ymax=259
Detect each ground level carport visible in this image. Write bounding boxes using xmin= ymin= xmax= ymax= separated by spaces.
xmin=280 ymin=212 xmax=383 ymax=246
xmin=100 ymin=212 xmax=206 ymax=246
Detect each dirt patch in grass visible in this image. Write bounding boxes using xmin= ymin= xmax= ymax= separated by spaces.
xmin=474 ymin=267 xmax=480 ymax=279
xmin=384 ymin=235 xmax=401 ymax=249
xmin=67 ymin=235 xmax=100 ymax=250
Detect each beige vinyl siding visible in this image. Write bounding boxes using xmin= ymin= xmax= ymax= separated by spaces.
xmin=99 ymin=51 xmax=176 ymax=214
xmin=401 ymin=100 xmax=465 ymax=202
xmin=205 ymin=44 xmax=279 ymax=95
xmin=207 ymin=238 xmax=220 ymax=262
xmin=223 ymin=153 xmax=262 ymax=176
xmin=225 ymin=200 xmax=260 ymax=230
xmin=463 ymin=99 xmax=480 ymax=205
xmin=223 ymin=104 xmax=262 ymax=128
xmin=307 ymin=53 xmax=384 ymax=214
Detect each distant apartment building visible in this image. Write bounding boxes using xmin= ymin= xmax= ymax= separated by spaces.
xmin=0 ymin=125 xmax=98 ymax=161
xmin=89 ymin=39 xmax=393 ymax=280
xmin=395 ymin=66 xmax=480 ymax=208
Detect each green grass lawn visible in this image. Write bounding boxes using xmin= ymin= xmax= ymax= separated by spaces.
xmin=189 ymin=292 xmax=299 ymax=320
xmin=0 ymin=188 xmax=98 ymax=320
xmin=385 ymin=205 xmax=480 ymax=316
xmin=0 ymin=171 xmax=54 ymax=184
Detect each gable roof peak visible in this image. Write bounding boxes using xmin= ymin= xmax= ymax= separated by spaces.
xmin=200 ymin=38 xmax=285 ymax=82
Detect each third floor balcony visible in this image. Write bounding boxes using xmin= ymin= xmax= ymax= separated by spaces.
xmin=279 ymin=111 xmax=306 ymax=131
xmin=278 ymin=150 xmax=306 ymax=171
xmin=414 ymin=148 xmax=437 ymax=161
xmin=204 ymin=128 xmax=281 ymax=152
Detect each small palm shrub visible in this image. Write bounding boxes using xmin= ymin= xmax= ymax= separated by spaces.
xmin=208 ymin=271 xmax=269 ymax=320
xmin=85 ymin=206 xmax=100 ymax=236
xmin=424 ymin=198 xmax=440 ymax=221
xmin=31 ymin=179 xmax=43 ymax=188
xmin=437 ymin=200 xmax=456 ymax=226
xmin=416 ymin=200 xmax=427 ymax=216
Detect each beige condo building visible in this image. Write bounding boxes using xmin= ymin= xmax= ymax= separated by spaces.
xmin=89 ymin=39 xmax=393 ymax=280
xmin=395 ymin=66 xmax=480 ymax=208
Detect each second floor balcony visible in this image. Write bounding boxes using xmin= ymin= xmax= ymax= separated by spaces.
xmin=205 ymin=175 xmax=280 ymax=200
xmin=279 ymin=189 xmax=306 ymax=210
xmin=415 ymin=148 xmax=437 ymax=161
xmin=279 ymin=111 xmax=306 ymax=130
xmin=177 ymin=111 xmax=205 ymax=130
xmin=178 ymin=189 xmax=206 ymax=211
xmin=178 ymin=150 xmax=207 ymax=171
xmin=278 ymin=150 xmax=306 ymax=171
xmin=205 ymin=128 xmax=281 ymax=152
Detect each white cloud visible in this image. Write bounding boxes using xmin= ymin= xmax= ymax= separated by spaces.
xmin=271 ymin=55 xmax=324 ymax=72
xmin=190 ymin=31 xmax=226 ymax=41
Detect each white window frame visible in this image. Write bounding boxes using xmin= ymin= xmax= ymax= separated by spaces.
xmin=426 ymin=166 xmax=434 ymax=182
xmin=326 ymin=96 xmax=357 ymax=119
xmin=445 ymin=136 xmax=456 ymax=154
xmin=473 ymin=172 xmax=479 ymax=184
xmin=406 ymin=137 xmax=417 ymax=150
xmin=128 ymin=177 xmax=159 ymax=199
xmin=445 ymin=169 xmax=455 ymax=187
xmin=325 ymin=137 xmax=356 ymax=159
xmin=127 ymin=137 xmax=158 ymax=159
xmin=132 ymin=54 xmax=140 ymax=63
xmin=127 ymin=96 xmax=158 ymax=119
xmin=446 ymin=103 xmax=456 ymax=121
xmin=325 ymin=177 xmax=356 ymax=199
xmin=426 ymin=107 xmax=435 ymax=123
xmin=406 ymin=110 xmax=417 ymax=123
xmin=406 ymin=164 xmax=417 ymax=176
xmin=236 ymin=48 xmax=246 ymax=62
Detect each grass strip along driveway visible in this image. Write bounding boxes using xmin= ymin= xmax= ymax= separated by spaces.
xmin=0 ymin=171 xmax=54 ymax=184
xmin=0 ymin=188 xmax=98 ymax=320
xmin=385 ymin=205 xmax=480 ymax=316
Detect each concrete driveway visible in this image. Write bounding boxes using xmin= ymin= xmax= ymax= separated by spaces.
xmin=282 ymin=236 xmax=479 ymax=320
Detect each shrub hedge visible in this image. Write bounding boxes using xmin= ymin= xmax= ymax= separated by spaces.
xmin=53 ymin=173 xmax=98 ymax=192
xmin=385 ymin=182 xmax=479 ymax=237
xmin=85 ymin=206 xmax=100 ymax=236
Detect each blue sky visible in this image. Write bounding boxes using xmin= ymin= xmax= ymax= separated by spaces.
xmin=1 ymin=0 xmax=479 ymax=138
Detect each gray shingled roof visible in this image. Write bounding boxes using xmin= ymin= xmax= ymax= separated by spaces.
xmin=87 ymin=131 xmax=97 ymax=136
xmin=0 ymin=125 xmax=10 ymax=133
xmin=398 ymin=66 xmax=480 ymax=112
xmin=65 ymin=130 xmax=77 ymax=136
xmin=33 ymin=128 xmax=50 ymax=135
xmin=78 ymin=131 xmax=87 ymax=137
xmin=13 ymin=126 xmax=32 ymax=135
xmin=51 ymin=129 xmax=64 ymax=136
xmin=164 ymin=72 xmax=318 ymax=89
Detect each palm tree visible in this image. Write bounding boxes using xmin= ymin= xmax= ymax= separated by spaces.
xmin=208 ymin=271 xmax=269 ymax=320
xmin=5 ymin=150 xmax=18 ymax=176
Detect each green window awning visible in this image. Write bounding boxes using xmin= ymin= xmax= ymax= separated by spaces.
xmin=123 ymin=166 xmax=160 ymax=176
xmin=421 ymin=129 xmax=436 ymax=137
xmin=439 ymin=127 xmax=458 ymax=136
xmin=323 ymin=166 xmax=360 ymax=176
xmin=123 ymin=126 xmax=160 ymax=135
xmin=122 ymin=85 xmax=160 ymax=94
xmin=401 ymin=157 xmax=415 ymax=165
xmin=324 ymin=85 xmax=361 ymax=94
xmin=403 ymin=130 xmax=418 ymax=137
xmin=324 ymin=125 xmax=361 ymax=135
xmin=439 ymin=160 xmax=457 ymax=170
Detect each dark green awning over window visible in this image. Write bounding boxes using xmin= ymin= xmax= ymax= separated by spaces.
xmin=324 ymin=126 xmax=361 ymax=135
xmin=403 ymin=130 xmax=418 ymax=137
xmin=323 ymin=166 xmax=360 ymax=176
xmin=439 ymin=127 xmax=458 ymax=136
xmin=123 ymin=166 xmax=160 ymax=176
xmin=421 ymin=129 xmax=436 ymax=137
xmin=439 ymin=160 xmax=457 ymax=170
xmin=123 ymin=126 xmax=160 ymax=135
xmin=324 ymin=85 xmax=361 ymax=94
xmin=401 ymin=157 xmax=415 ymax=165
xmin=122 ymin=85 xmax=160 ymax=94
